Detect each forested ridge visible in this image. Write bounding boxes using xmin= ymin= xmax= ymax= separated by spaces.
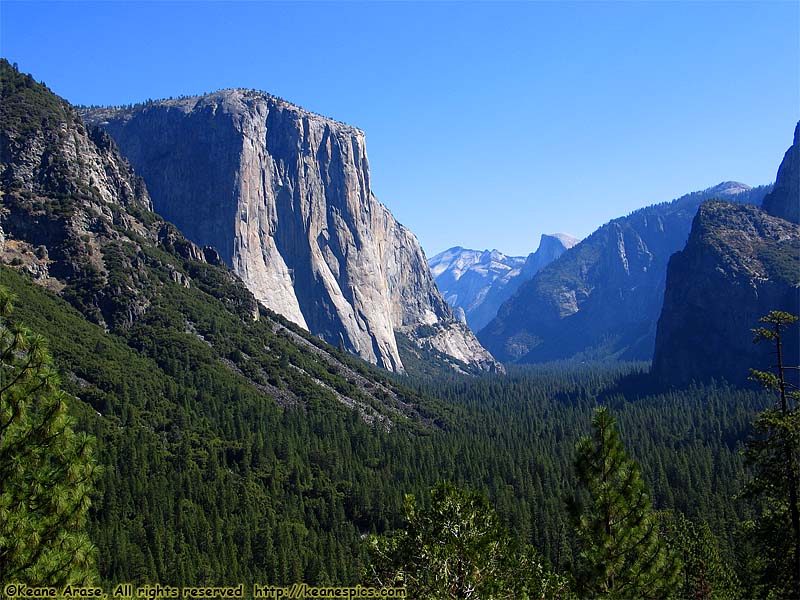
xmin=0 ymin=263 xmax=773 ymax=591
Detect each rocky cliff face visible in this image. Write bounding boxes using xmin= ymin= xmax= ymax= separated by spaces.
xmin=521 ymin=233 xmax=581 ymax=279
xmin=0 ymin=60 xmax=255 ymax=330
xmin=82 ymin=90 xmax=499 ymax=373
xmin=762 ymin=121 xmax=799 ymax=224
xmin=0 ymin=59 xmax=445 ymax=424
xmin=652 ymin=201 xmax=799 ymax=386
xmin=478 ymin=182 xmax=771 ymax=363
xmin=429 ymin=233 xmax=578 ymax=332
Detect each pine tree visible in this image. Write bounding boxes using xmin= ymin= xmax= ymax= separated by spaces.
xmin=744 ymin=310 xmax=800 ymax=597
xmin=365 ymin=482 xmax=573 ymax=599
xmin=570 ymin=406 xmax=680 ymax=599
xmin=0 ymin=287 xmax=100 ymax=585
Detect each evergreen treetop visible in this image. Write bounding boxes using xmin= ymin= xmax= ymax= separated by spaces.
xmin=744 ymin=310 xmax=800 ymax=598
xmin=571 ymin=406 xmax=680 ymax=599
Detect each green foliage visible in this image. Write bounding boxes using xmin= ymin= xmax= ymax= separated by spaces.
xmin=0 ymin=265 xmax=443 ymax=586
xmin=755 ymin=238 xmax=800 ymax=286
xmin=0 ymin=54 xmax=774 ymax=594
xmin=0 ymin=286 xmax=100 ymax=586
xmin=750 ymin=311 xmax=799 ymax=346
xmin=570 ymin=406 xmax=680 ymax=598
xmin=743 ymin=311 xmax=800 ymax=598
xmin=662 ymin=511 xmax=740 ymax=600
xmin=365 ymin=482 xmax=573 ymax=599
xmin=0 ymin=59 xmax=71 ymax=137
xmin=740 ymin=408 xmax=800 ymax=596
xmin=0 ymin=261 xmax=767 ymax=588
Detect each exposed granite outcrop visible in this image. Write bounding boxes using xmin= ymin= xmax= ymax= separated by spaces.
xmin=762 ymin=121 xmax=799 ymax=224
xmin=400 ymin=320 xmax=504 ymax=374
xmin=652 ymin=201 xmax=799 ymax=386
xmin=0 ymin=60 xmax=257 ymax=329
xmin=522 ymin=233 xmax=581 ymax=278
xmin=429 ymin=233 xmax=578 ymax=332
xmin=82 ymin=90 xmax=499 ymax=373
xmin=1 ymin=59 xmax=448 ymax=428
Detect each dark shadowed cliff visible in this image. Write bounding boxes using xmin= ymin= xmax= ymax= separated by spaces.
xmin=653 ymin=123 xmax=800 ymax=386
xmin=761 ymin=121 xmax=799 ymax=225
xmin=479 ymin=183 xmax=770 ymax=363
xmin=652 ymin=201 xmax=799 ymax=386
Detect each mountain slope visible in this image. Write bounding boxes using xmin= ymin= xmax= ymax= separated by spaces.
xmin=429 ymin=247 xmax=526 ymax=331
xmin=652 ymin=201 xmax=799 ymax=386
xmin=81 ymin=93 xmax=499 ymax=374
xmin=0 ymin=59 xmax=458 ymax=582
xmin=653 ymin=123 xmax=800 ymax=386
xmin=0 ymin=60 xmax=778 ymax=589
xmin=429 ymin=233 xmax=578 ymax=331
xmin=479 ymin=182 xmax=771 ymax=363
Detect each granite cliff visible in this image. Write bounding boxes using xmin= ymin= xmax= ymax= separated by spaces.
xmin=652 ymin=201 xmax=799 ymax=386
xmin=478 ymin=183 xmax=771 ymax=363
xmin=0 ymin=60 xmax=469 ymax=581
xmin=0 ymin=58 xmax=442 ymax=425
xmin=522 ymin=233 xmax=581 ymax=278
xmin=653 ymin=124 xmax=800 ymax=386
xmin=0 ymin=61 xmax=240 ymax=329
xmin=82 ymin=91 xmax=499 ymax=373
xmin=429 ymin=233 xmax=578 ymax=332
xmin=761 ymin=121 xmax=799 ymax=224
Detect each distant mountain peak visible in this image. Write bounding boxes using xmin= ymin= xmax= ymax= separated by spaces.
xmin=487 ymin=249 xmax=506 ymax=261
xmin=704 ymin=181 xmax=752 ymax=196
xmin=478 ymin=183 xmax=773 ymax=364
xmin=541 ymin=232 xmax=580 ymax=249
xmin=430 ymin=234 xmax=577 ymax=332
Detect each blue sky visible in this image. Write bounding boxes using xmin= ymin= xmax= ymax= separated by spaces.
xmin=1 ymin=1 xmax=798 ymax=256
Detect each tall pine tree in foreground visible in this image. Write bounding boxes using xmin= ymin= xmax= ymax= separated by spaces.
xmin=571 ymin=406 xmax=679 ymax=599
xmin=743 ymin=311 xmax=800 ymax=598
xmin=0 ymin=287 xmax=100 ymax=585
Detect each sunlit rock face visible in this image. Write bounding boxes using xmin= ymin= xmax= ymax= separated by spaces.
xmin=83 ymin=90 xmax=499 ymax=373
